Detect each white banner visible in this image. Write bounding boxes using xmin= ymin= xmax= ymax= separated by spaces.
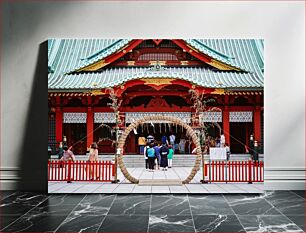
xmin=210 ymin=148 xmax=227 ymax=160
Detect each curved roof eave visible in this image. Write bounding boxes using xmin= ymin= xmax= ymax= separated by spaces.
xmin=48 ymin=67 xmax=264 ymax=91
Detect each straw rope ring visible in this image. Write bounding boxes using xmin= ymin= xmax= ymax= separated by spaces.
xmin=117 ymin=115 xmax=202 ymax=184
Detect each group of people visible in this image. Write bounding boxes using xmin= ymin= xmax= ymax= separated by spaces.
xmin=144 ymin=142 xmax=174 ymax=171
xmin=59 ymin=142 xmax=99 ymax=182
xmin=138 ymin=133 xmax=176 ymax=154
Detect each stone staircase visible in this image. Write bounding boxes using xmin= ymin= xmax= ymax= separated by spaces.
xmin=51 ymin=154 xmax=263 ymax=168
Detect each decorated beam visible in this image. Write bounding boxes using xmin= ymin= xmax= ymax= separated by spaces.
xmin=111 ymin=60 xmax=204 ymax=67
xmin=124 ymin=91 xmax=190 ymax=98
xmin=48 ymin=90 xmax=263 ymax=97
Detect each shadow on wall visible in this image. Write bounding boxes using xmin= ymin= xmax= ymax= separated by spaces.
xmin=17 ymin=41 xmax=48 ymax=192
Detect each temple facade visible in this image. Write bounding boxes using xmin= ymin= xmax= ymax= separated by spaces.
xmin=48 ymin=39 xmax=264 ymax=155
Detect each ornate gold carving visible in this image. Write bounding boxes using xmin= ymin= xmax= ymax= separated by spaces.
xmin=127 ymin=61 xmax=135 ymax=66
xmin=180 ymin=61 xmax=189 ymax=66
xmin=224 ymin=90 xmax=233 ymax=95
xmin=77 ymin=59 xmax=110 ymax=72
xmin=207 ymin=59 xmax=240 ymax=71
xmin=90 ymin=90 xmax=106 ymax=96
xmin=211 ymin=89 xmax=225 ymax=95
xmin=140 ymin=78 xmax=175 ymax=86
xmin=149 ymin=61 xmax=166 ymax=66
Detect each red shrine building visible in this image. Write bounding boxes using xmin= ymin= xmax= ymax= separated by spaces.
xmin=48 ymin=39 xmax=264 ymax=155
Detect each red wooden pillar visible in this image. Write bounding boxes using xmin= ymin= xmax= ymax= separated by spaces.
xmin=223 ymin=107 xmax=230 ymax=145
xmin=254 ymin=106 xmax=261 ymax=143
xmin=223 ymin=96 xmax=230 ymax=145
xmin=55 ymin=107 xmax=63 ymax=143
xmin=87 ymin=96 xmax=94 ymax=147
xmin=87 ymin=107 xmax=94 ymax=147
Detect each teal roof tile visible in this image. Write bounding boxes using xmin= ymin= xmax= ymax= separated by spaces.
xmin=48 ymin=39 xmax=264 ymax=90
xmin=48 ymin=67 xmax=263 ymax=90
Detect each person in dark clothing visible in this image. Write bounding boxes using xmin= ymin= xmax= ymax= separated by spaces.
xmin=159 ymin=144 xmax=169 ymax=171
xmin=153 ymin=143 xmax=161 ymax=170
xmin=161 ymin=135 xmax=168 ymax=145
xmin=253 ymin=140 xmax=259 ymax=161
xmin=147 ymin=143 xmax=155 ymax=171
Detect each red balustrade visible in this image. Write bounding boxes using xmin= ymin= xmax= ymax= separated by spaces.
xmin=48 ymin=160 xmax=115 ymax=182
xmin=204 ymin=160 xmax=264 ymax=183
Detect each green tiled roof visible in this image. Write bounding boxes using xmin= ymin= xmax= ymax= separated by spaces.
xmin=48 ymin=39 xmax=264 ymax=91
xmin=193 ymin=39 xmax=264 ymax=75
xmin=48 ymin=67 xmax=263 ymax=91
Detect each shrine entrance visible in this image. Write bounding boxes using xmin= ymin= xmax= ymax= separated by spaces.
xmin=116 ymin=115 xmax=202 ymax=184
xmin=131 ymin=123 xmax=190 ymax=154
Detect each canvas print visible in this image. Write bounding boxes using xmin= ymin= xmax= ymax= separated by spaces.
xmin=48 ymin=39 xmax=264 ymax=193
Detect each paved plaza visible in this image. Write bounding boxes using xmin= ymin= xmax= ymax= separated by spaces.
xmin=1 ymin=191 xmax=304 ymax=232
xmin=48 ymin=167 xmax=264 ymax=194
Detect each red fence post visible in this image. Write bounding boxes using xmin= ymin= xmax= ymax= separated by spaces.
xmin=205 ymin=163 xmax=209 ymax=183
xmin=221 ymin=161 xmax=224 ymax=182
xmin=248 ymin=160 xmax=252 ymax=184
xmin=112 ymin=161 xmax=115 ymax=181
xmin=67 ymin=160 xmax=72 ymax=183
xmin=212 ymin=161 xmax=215 ymax=182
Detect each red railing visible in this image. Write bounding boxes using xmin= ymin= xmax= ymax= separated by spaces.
xmin=48 ymin=160 xmax=115 ymax=182
xmin=204 ymin=160 xmax=264 ymax=183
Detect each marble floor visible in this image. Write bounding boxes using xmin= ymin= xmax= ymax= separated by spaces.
xmin=49 ymin=167 xmax=264 ymax=194
xmin=0 ymin=190 xmax=304 ymax=232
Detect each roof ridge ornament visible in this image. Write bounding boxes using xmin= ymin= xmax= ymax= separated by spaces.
xmin=147 ymin=61 xmax=168 ymax=71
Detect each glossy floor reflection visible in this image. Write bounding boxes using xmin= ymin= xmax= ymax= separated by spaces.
xmin=0 ymin=191 xmax=304 ymax=232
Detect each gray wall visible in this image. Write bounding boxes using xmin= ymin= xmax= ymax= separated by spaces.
xmin=1 ymin=2 xmax=304 ymax=191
